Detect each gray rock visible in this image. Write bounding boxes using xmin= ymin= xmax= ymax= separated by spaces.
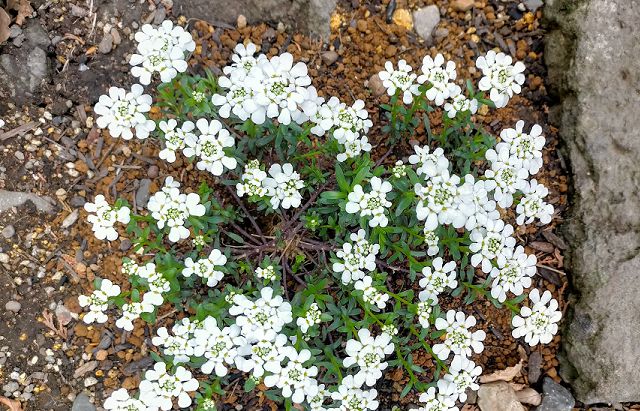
xmin=536 ymin=378 xmax=574 ymax=411
xmin=24 ymin=23 xmax=50 ymax=49
xmin=0 ymin=190 xmax=56 ymax=213
xmin=61 ymin=209 xmax=80 ymax=229
xmin=524 ymin=0 xmax=544 ymax=11
xmin=71 ymin=392 xmax=96 ymax=411
xmin=545 ymin=0 xmax=640 ymax=404
xmin=174 ymin=0 xmax=337 ymax=38
xmin=98 ymin=33 xmax=114 ymax=54
xmin=136 ymin=179 xmax=152 ymax=207
xmin=1 ymin=225 xmax=15 ymax=239
xmin=5 ymin=301 xmax=21 ymax=313
xmin=70 ymin=196 xmax=87 ymax=208
xmin=0 ymin=44 xmax=49 ymax=105
xmin=413 ymin=5 xmax=440 ymax=43
xmin=9 ymin=25 xmax=22 ymax=39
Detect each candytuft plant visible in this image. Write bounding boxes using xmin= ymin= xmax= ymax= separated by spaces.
xmin=81 ymin=20 xmax=561 ymax=411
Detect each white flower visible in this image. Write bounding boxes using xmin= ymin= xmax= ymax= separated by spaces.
xmin=422 ymin=229 xmax=440 ymax=258
xmin=297 ymin=303 xmax=322 ymax=333
xmin=134 ymin=20 xmax=195 ymax=57
xmin=331 ymin=375 xmax=380 ymax=411
xmin=512 ymin=289 xmax=562 ymax=346
xmin=84 ymin=195 xmax=130 ymax=241
xmin=416 ymin=380 xmax=459 ymax=411
xmin=345 ymin=177 xmax=392 ymax=227
xmin=182 ymin=249 xmax=227 ymax=287
xmin=484 ymin=147 xmax=529 ymax=208
xmin=236 ymin=332 xmax=288 ymax=378
xmin=78 ymin=279 xmax=121 ymax=324
xmin=418 ymin=54 xmax=457 ymax=106
xmin=433 ymin=310 xmax=486 ymax=360
xmin=311 ymin=97 xmax=372 ymax=144
xmin=212 ymin=69 xmax=256 ymax=120
xmin=237 ymin=160 xmax=268 ymax=197
xmin=115 ymin=300 xmax=154 ymax=331
xmin=444 ymin=84 xmax=478 ymax=118
xmin=415 ymin=171 xmax=466 ymax=231
xmin=94 ymin=84 xmax=155 ymax=140
xmin=104 ymin=388 xmax=149 ymax=411
xmin=354 ymin=276 xmax=390 ymax=310
xmin=378 ymin=60 xmax=420 ymax=104
xmin=192 ymin=317 xmax=245 ymax=376
xmin=336 ymin=135 xmax=372 ymax=162
xmin=224 ymin=41 xmax=265 ymax=75
xmin=229 ymin=287 xmax=293 ymax=342
xmin=392 ymin=160 xmax=408 ymax=178
xmin=469 ymin=219 xmax=516 ymax=274
xmin=152 ymin=322 xmax=196 ymax=364
xmin=457 ymin=174 xmax=500 ymax=230
xmin=490 ymin=245 xmax=537 ymax=302
xmin=476 ymin=50 xmax=525 ymax=108
xmin=0 ymin=119 xmax=4 ymax=129
xmin=332 ymin=230 xmax=379 ymax=284
xmin=146 ymin=177 xmax=206 ymax=242
xmin=144 ymin=272 xmax=171 ymax=306
xmin=158 ymin=119 xmax=195 ymax=163
xmin=409 ymin=145 xmax=450 ymax=179
xmin=138 ymin=362 xmax=199 ymax=410
xmin=246 ymin=52 xmax=312 ymax=125
xmin=516 ymin=179 xmax=554 ymax=225
xmin=255 ymin=265 xmax=277 ymax=282
xmin=498 ymin=121 xmax=545 ymax=175
xmin=416 ymin=300 xmax=433 ymax=329
xmin=418 ymin=257 xmax=458 ymax=304
xmin=184 ymin=118 xmax=237 ymax=176
xmin=443 ymin=356 xmax=482 ymax=402
xmin=308 ymin=384 xmax=331 ymax=411
xmin=343 ymin=329 xmax=394 ymax=387
xmin=264 ymin=347 xmax=318 ymax=404
xmin=263 ymin=163 xmax=304 ymax=209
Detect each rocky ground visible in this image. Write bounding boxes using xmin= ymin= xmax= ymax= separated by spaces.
xmin=0 ymin=0 xmax=634 ymax=410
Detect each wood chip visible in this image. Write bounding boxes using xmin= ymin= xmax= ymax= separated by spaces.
xmin=479 ymin=360 xmax=523 ymax=383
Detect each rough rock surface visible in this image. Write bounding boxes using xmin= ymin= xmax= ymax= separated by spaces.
xmin=478 ymin=382 xmax=526 ymax=411
xmin=175 ymin=0 xmax=336 ymax=38
xmin=412 ymin=5 xmax=441 ymax=43
xmin=536 ymin=377 xmax=575 ymax=411
xmin=545 ymin=0 xmax=640 ymax=404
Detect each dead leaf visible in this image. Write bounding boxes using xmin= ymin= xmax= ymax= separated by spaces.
xmin=0 ymin=9 xmax=10 ymax=44
xmin=479 ymin=360 xmax=523 ymax=383
xmin=15 ymin=0 xmax=34 ymax=26
xmin=515 ymin=387 xmax=542 ymax=406
xmin=0 ymin=396 xmax=22 ymax=411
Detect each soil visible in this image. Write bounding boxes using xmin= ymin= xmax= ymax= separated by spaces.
xmin=0 ymin=0 xmax=606 ymax=410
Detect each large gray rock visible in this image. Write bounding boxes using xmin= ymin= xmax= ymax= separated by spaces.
xmin=174 ymin=0 xmax=336 ymax=38
xmin=545 ymin=0 xmax=640 ymax=404
xmin=536 ymin=378 xmax=575 ymax=411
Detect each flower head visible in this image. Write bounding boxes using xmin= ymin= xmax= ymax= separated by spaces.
xmin=378 ymin=59 xmax=420 ymax=104
xmin=433 ymin=310 xmax=486 ymax=360
xmin=476 ymin=50 xmax=525 ymax=108
xmin=84 ymin=195 xmax=130 ymax=241
xmin=94 ymin=84 xmax=155 ymax=139
xmin=512 ymin=289 xmax=562 ymax=346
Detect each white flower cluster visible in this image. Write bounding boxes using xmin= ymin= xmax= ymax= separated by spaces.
xmin=182 ymin=249 xmax=227 ymax=287
xmin=476 ymin=50 xmax=525 ymax=108
xmin=345 ymin=177 xmax=393 ymax=227
xmin=129 ymin=20 xmax=195 ymax=85
xmin=236 ymin=160 xmax=304 ymax=210
xmin=297 ymin=302 xmax=323 ymax=333
xmin=343 ymin=329 xmax=394 ymax=387
xmin=512 ymin=289 xmax=562 ymax=346
xmin=94 ymin=84 xmax=156 ymax=140
xmin=332 ymin=229 xmax=380 ymax=284
xmin=255 ymin=265 xmax=278 ymax=282
xmin=84 ymin=195 xmax=131 ymax=241
xmin=183 ymin=118 xmax=237 ymax=176
xmin=147 ymin=177 xmax=206 ymax=242
xmin=78 ymin=279 xmax=121 ymax=324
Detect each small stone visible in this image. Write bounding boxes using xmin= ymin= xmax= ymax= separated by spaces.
xmin=70 ymin=4 xmax=88 ymax=17
xmin=95 ymin=350 xmax=108 ymax=361
xmin=237 ymin=14 xmax=247 ymax=29
xmin=478 ymin=382 xmax=526 ymax=411
xmin=528 ymin=351 xmax=543 ymax=384
xmin=384 ymin=45 xmax=397 ymax=58
xmin=147 ymin=165 xmax=159 ymax=179
xmin=453 ymin=0 xmax=475 ymax=12
xmin=368 ymin=73 xmax=386 ymax=96
xmin=1 ymin=225 xmax=15 ymax=238
xmin=391 ymin=9 xmax=413 ymax=30
xmin=524 ymin=0 xmax=544 ymax=12
xmin=536 ymin=378 xmax=575 ymax=411
xmin=62 ymin=209 xmax=79 ymax=229
xmin=321 ymin=51 xmax=339 ymax=66
xmin=71 ymin=392 xmax=96 ymax=411
xmin=110 ymin=28 xmax=121 ymax=45
xmin=70 ymin=196 xmax=86 ymax=208
xmin=5 ymin=301 xmax=21 ymax=313
xmin=136 ymin=179 xmax=152 ymax=207
xmin=0 ymin=253 xmax=8 ymax=264
xmin=83 ymin=377 xmax=98 ymax=388
xmin=413 ymin=5 xmax=441 ymax=43
xmin=14 ymin=151 xmax=24 ymax=161
xmin=9 ymin=25 xmax=22 ymax=39
xmin=98 ymin=34 xmax=113 ymax=54
xmin=120 ymin=238 xmax=132 ymax=251
xmin=356 ymin=19 xmax=368 ymax=32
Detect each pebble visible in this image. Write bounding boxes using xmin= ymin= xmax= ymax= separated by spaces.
xmin=14 ymin=151 xmax=25 ymax=161
xmin=70 ymin=196 xmax=86 ymax=208
xmin=120 ymin=238 xmax=132 ymax=251
xmin=1 ymin=225 xmax=15 ymax=238
xmin=83 ymin=376 xmax=98 ymax=388
xmin=71 ymin=392 xmax=96 ymax=411
xmin=147 ymin=165 xmax=159 ymax=179
xmin=5 ymin=301 xmax=21 ymax=313
xmin=136 ymin=179 xmax=152 ymax=207
xmin=110 ymin=28 xmax=121 ymax=45
xmin=478 ymin=382 xmax=525 ymax=411
xmin=62 ymin=209 xmax=80 ymax=229
xmin=237 ymin=14 xmax=247 ymax=29
xmin=0 ymin=253 xmax=8 ymax=264
xmin=368 ymin=73 xmax=386 ymax=96
xmin=413 ymin=5 xmax=441 ymax=43
xmin=524 ymin=0 xmax=544 ymax=12
xmin=453 ymin=0 xmax=475 ymax=12
xmin=391 ymin=9 xmax=413 ymax=30
xmin=321 ymin=50 xmax=339 ymax=66
xmin=98 ymin=33 xmax=113 ymax=54
xmin=536 ymin=377 xmax=575 ymax=411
